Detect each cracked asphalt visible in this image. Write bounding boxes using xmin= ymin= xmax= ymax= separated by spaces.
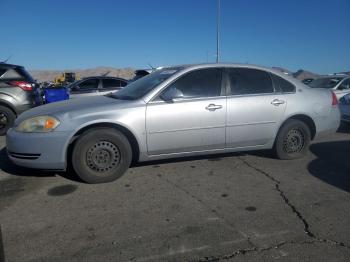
xmin=0 ymin=125 xmax=349 ymax=262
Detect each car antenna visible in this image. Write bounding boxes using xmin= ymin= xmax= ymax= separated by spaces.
xmin=147 ymin=63 xmax=155 ymax=70
xmin=101 ymin=70 xmax=110 ymax=76
xmin=0 ymin=55 xmax=12 ymax=64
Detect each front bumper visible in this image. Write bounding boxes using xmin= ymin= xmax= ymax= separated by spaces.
xmin=6 ymin=128 xmax=72 ymax=170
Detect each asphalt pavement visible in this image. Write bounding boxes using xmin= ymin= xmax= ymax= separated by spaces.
xmin=0 ymin=125 xmax=350 ymax=262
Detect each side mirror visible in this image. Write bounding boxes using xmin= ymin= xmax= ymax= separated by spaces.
xmin=160 ymin=86 xmax=183 ymax=102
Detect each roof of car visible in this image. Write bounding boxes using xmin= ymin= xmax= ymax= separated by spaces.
xmin=158 ymin=63 xmax=303 ymax=86
xmin=135 ymin=69 xmax=153 ymax=74
xmin=81 ymin=76 xmax=127 ymax=81
xmin=0 ymin=63 xmax=24 ymax=69
xmin=317 ymin=74 xmax=349 ymax=79
xmin=165 ymin=62 xmax=286 ymax=72
xmin=164 ymin=62 xmax=295 ymax=77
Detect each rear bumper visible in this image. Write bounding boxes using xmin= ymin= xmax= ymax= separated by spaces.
xmin=6 ymin=128 xmax=72 ymax=170
xmin=314 ymin=107 xmax=341 ymax=140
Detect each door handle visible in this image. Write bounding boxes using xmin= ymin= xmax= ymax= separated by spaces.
xmin=271 ymin=99 xmax=285 ymax=106
xmin=205 ymin=104 xmax=223 ymax=111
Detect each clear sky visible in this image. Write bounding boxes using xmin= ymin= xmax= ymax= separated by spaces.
xmin=2 ymin=0 xmax=349 ymax=73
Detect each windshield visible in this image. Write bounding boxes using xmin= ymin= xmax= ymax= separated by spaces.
xmin=111 ymin=67 xmax=182 ymax=100
xmin=309 ymin=77 xmax=344 ymax=89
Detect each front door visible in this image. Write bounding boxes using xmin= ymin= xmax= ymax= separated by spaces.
xmin=146 ymin=68 xmax=226 ymax=155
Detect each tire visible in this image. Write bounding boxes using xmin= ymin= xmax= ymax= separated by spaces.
xmin=72 ymin=128 xmax=132 ymax=184
xmin=274 ymin=119 xmax=311 ymax=160
xmin=0 ymin=106 xmax=16 ymax=136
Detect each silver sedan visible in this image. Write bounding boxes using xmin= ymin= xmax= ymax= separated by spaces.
xmin=6 ymin=63 xmax=340 ymax=183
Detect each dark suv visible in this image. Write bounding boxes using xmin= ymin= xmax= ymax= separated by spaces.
xmin=0 ymin=63 xmax=39 ymax=135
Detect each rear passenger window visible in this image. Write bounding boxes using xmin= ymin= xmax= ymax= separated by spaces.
xmin=227 ymin=68 xmax=274 ymax=95
xmin=0 ymin=68 xmax=22 ymax=80
xmin=271 ymin=73 xmax=296 ymax=93
xmin=0 ymin=69 xmax=7 ymax=78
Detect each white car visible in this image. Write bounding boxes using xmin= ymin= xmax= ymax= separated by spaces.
xmin=309 ymin=74 xmax=350 ymax=100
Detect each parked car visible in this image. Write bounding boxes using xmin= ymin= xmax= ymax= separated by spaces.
xmin=39 ymin=76 xmax=128 ymax=104
xmin=309 ymin=74 xmax=350 ymax=99
xmin=6 ymin=63 xmax=340 ymax=183
xmin=68 ymin=76 xmax=127 ymax=99
xmin=0 ymin=63 xmax=41 ymax=135
xmin=339 ymin=93 xmax=350 ymax=124
xmin=128 ymin=67 xmax=166 ymax=83
xmin=302 ymin=78 xmax=314 ymax=85
xmin=128 ymin=69 xmax=153 ymax=83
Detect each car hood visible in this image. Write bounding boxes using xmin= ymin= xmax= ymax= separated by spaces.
xmin=16 ymin=96 xmax=131 ymax=124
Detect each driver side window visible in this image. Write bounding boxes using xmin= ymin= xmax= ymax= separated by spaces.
xmin=160 ymin=68 xmax=222 ymax=100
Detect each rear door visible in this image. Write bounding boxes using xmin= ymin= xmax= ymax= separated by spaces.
xmin=225 ymin=68 xmax=287 ymax=148
xmin=146 ymin=68 xmax=226 ymax=155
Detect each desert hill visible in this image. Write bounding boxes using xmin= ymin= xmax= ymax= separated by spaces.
xmin=30 ymin=67 xmax=135 ymax=82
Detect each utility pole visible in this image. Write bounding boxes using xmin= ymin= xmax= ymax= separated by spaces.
xmin=216 ymin=0 xmax=220 ymax=63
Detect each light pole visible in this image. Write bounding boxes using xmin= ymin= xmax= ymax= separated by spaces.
xmin=216 ymin=0 xmax=220 ymax=63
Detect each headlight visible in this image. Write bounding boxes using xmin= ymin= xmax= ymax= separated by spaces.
xmin=16 ymin=116 xmax=60 ymax=133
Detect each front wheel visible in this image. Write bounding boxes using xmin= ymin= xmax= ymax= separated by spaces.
xmin=274 ymin=119 xmax=311 ymax=160
xmin=0 ymin=106 xmax=16 ymax=136
xmin=72 ymin=128 xmax=132 ymax=184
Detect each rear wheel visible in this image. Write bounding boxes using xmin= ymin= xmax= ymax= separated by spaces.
xmin=0 ymin=106 xmax=16 ymax=136
xmin=72 ymin=128 xmax=132 ymax=184
xmin=274 ymin=119 xmax=311 ymax=160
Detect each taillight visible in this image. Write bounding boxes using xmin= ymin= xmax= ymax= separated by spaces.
xmin=10 ymin=81 xmax=33 ymax=91
xmin=331 ymin=91 xmax=338 ymax=106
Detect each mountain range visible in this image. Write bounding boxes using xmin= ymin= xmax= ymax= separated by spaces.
xmin=29 ymin=67 xmax=135 ymax=82
xmin=29 ymin=66 xmax=348 ymax=83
